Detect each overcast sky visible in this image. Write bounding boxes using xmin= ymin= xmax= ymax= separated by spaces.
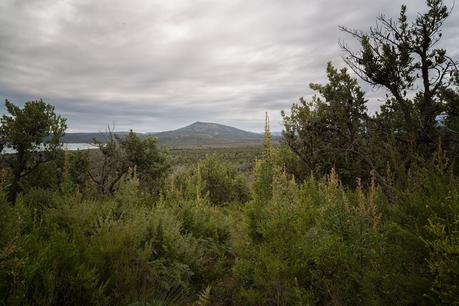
xmin=1 ymin=0 xmax=458 ymax=132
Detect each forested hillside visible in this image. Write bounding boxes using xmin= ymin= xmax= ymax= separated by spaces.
xmin=1 ymin=1 xmax=458 ymax=305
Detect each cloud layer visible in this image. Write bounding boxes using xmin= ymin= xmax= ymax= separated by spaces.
xmin=1 ymin=0 xmax=458 ymax=132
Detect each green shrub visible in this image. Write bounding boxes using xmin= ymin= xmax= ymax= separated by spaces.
xmin=0 ymin=176 xmax=234 ymax=305
xmin=235 ymin=170 xmax=386 ymax=305
xmin=167 ymin=155 xmax=250 ymax=206
xmin=1 ymin=141 xmax=458 ymax=306
xmin=66 ymin=149 xmax=90 ymax=190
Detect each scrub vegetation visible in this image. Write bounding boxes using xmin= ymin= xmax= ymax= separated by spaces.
xmin=1 ymin=1 xmax=458 ymax=305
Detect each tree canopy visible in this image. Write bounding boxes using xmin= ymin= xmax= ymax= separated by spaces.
xmin=0 ymin=99 xmax=66 ymax=203
xmin=282 ymin=0 xmax=459 ymax=194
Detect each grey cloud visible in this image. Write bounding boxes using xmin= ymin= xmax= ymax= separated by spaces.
xmin=0 ymin=0 xmax=458 ymax=132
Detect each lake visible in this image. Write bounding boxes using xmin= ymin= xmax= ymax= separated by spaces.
xmin=1 ymin=143 xmax=97 ymax=154
xmin=62 ymin=143 xmax=98 ymax=151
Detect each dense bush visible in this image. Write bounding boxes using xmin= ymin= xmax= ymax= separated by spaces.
xmin=235 ymin=166 xmax=385 ymax=305
xmin=166 ymin=154 xmax=250 ymax=206
xmin=0 ymin=174 xmax=233 ymax=305
xmin=1 ymin=147 xmax=458 ymax=305
xmin=88 ymin=130 xmax=170 ymax=196
xmin=1 ymin=1 xmax=458 ymax=304
xmin=232 ymin=150 xmax=459 ymax=305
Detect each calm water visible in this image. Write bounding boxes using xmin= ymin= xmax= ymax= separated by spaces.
xmin=1 ymin=143 xmax=96 ymax=154
xmin=62 ymin=143 xmax=98 ymax=151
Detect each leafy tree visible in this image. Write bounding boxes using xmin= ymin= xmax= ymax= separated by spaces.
xmin=89 ymin=129 xmax=169 ymax=195
xmin=119 ymin=130 xmax=170 ymax=195
xmin=282 ymin=0 xmax=458 ymax=193
xmin=282 ymin=63 xmax=372 ymax=186
xmin=340 ymin=0 xmax=459 ymax=159
xmin=0 ymin=99 xmax=66 ymax=203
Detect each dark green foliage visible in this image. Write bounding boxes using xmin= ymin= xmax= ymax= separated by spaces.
xmin=0 ymin=99 xmax=66 ymax=203
xmin=1 ymin=1 xmax=458 ymax=305
xmin=282 ymin=63 xmax=370 ymax=186
xmin=21 ymin=162 xmax=62 ymax=191
xmin=282 ymin=0 xmax=458 ymax=203
xmin=341 ymin=0 xmax=458 ymax=163
xmin=236 ymin=143 xmax=387 ymax=305
xmin=381 ymin=156 xmax=459 ymax=305
xmin=439 ymin=88 xmax=459 ymax=173
xmin=1 ymin=133 xmax=458 ymax=306
xmin=89 ymin=129 xmax=170 ymax=195
xmin=0 ymin=190 xmax=22 ymax=303
xmin=234 ymin=158 xmax=459 ymax=305
xmin=425 ymin=218 xmax=459 ymax=304
xmin=0 ymin=174 xmax=232 ymax=305
xmin=67 ymin=149 xmax=90 ymax=188
xmin=119 ymin=131 xmax=170 ymax=195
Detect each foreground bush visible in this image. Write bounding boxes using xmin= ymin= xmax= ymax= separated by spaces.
xmin=0 ymin=175 xmax=232 ymax=305
xmin=1 ymin=153 xmax=458 ymax=305
xmin=233 ymin=156 xmax=459 ymax=305
xmin=166 ymin=154 xmax=250 ymax=206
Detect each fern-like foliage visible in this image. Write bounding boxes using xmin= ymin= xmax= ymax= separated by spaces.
xmin=193 ymin=286 xmax=211 ymax=306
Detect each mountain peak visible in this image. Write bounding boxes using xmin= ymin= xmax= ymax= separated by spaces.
xmin=61 ymin=121 xmax=267 ymax=147
xmin=153 ymin=121 xmax=262 ymax=147
xmin=185 ymin=121 xmax=225 ymax=131
xmin=189 ymin=121 xmax=215 ymax=126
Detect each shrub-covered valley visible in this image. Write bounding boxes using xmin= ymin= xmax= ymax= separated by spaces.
xmin=1 ymin=1 xmax=458 ymax=305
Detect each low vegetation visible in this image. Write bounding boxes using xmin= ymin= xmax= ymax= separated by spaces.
xmin=1 ymin=1 xmax=458 ymax=305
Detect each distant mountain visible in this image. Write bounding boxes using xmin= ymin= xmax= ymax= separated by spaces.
xmin=151 ymin=121 xmax=263 ymax=147
xmin=62 ymin=122 xmax=268 ymax=147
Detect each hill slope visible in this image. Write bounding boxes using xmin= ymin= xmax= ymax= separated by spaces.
xmin=151 ymin=121 xmax=263 ymax=147
xmin=62 ymin=122 xmax=266 ymax=147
